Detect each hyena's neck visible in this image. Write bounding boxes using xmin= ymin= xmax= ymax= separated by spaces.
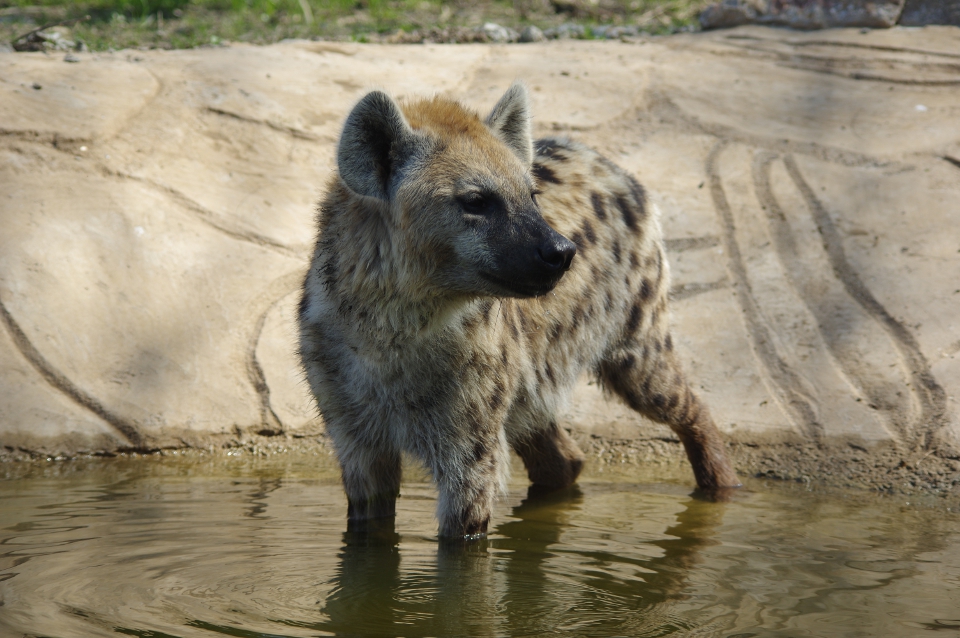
xmin=318 ymin=183 xmax=487 ymax=351
xmin=318 ymin=240 xmax=473 ymax=352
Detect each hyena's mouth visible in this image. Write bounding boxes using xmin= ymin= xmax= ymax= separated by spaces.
xmin=479 ymin=271 xmax=565 ymax=298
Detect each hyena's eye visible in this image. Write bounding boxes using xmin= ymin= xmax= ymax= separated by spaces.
xmin=458 ymin=192 xmax=495 ymax=216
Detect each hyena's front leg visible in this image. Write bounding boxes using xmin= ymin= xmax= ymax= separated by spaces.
xmin=599 ymin=335 xmax=740 ymax=491
xmin=432 ymin=427 xmax=509 ymax=539
xmin=333 ymin=436 xmax=402 ymax=529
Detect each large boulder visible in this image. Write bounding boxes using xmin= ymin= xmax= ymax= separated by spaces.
xmin=899 ymin=0 xmax=960 ymax=25
xmin=700 ymin=0 xmax=906 ymax=29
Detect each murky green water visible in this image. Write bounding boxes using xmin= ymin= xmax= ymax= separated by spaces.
xmin=1 ymin=453 xmax=959 ymax=638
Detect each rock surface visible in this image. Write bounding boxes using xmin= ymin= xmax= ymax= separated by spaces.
xmin=700 ymin=0 xmax=906 ymax=29
xmin=900 ymin=0 xmax=960 ymax=26
xmin=1 ymin=27 xmax=959 ymax=490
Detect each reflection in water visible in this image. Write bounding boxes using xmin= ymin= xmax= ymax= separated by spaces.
xmin=243 ymin=477 xmax=283 ymax=519
xmin=0 ymin=457 xmax=959 ymax=638
xmin=318 ymin=484 xmax=727 ymax=637
xmin=322 ymin=522 xmax=403 ymax=635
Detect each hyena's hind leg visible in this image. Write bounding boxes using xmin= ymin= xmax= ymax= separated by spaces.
xmin=511 ymin=421 xmax=586 ymax=490
xmin=334 ymin=438 xmax=402 ymax=529
xmin=598 ymin=335 xmax=741 ymax=491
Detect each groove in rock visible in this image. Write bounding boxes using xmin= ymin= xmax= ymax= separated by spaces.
xmin=0 ymin=295 xmax=146 ymax=448
xmin=651 ymin=93 xmax=907 ymax=171
xmin=104 ymin=168 xmax=305 ymax=258
xmin=665 ymin=235 xmax=721 ymax=253
xmin=245 ymin=271 xmax=306 ymax=435
xmin=752 ymin=151 xmax=913 ymax=443
xmin=942 ymin=156 xmax=960 ymax=171
xmin=205 ymin=107 xmax=322 ymax=141
xmin=783 ymin=155 xmax=948 ymax=451
xmin=669 ymin=279 xmax=728 ymax=301
xmin=706 ymin=142 xmax=824 ymax=442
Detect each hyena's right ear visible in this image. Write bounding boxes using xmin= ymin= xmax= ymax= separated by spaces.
xmin=337 ymin=91 xmax=417 ymax=201
xmin=486 ymin=82 xmax=533 ymax=168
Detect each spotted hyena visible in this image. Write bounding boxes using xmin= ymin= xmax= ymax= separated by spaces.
xmin=298 ymin=83 xmax=740 ymax=539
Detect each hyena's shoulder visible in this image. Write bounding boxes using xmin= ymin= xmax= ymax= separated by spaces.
xmin=530 ymin=136 xmax=656 ymax=252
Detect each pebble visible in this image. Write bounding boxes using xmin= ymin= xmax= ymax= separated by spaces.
xmin=519 ymin=25 xmax=545 ymax=43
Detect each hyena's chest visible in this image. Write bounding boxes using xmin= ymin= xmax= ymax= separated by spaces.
xmin=336 ymin=327 xmax=524 ymax=435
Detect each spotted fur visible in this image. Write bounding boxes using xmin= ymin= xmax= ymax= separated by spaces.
xmin=299 ymin=84 xmax=739 ymax=539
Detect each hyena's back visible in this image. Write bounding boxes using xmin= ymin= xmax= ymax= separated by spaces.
xmin=498 ymin=136 xmax=738 ymax=493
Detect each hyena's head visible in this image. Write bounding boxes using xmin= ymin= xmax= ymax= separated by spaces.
xmin=336 ymin=83 xmax=576 ymax=299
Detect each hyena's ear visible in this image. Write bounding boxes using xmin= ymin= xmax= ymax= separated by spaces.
xmin=338 ymin=90 xmax=417 ymax=200
xmin=485 ymin=82 xmax=533 ymax=167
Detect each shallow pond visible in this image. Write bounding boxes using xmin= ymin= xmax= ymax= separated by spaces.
xmin=1 ymin=452 xmax=959 ymax=637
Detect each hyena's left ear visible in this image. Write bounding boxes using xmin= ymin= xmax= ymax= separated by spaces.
xmin=485 ymin=82 xmax=533 ymax=167
xmin=338 ymin=90 xmax=419 ymax=201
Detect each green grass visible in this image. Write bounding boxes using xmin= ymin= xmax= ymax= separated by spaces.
xmin=1 ymin=0 xmax=710 ymax=50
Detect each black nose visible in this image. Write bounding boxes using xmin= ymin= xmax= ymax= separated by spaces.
xmin=537 ymin=236 xmax=577 ymax=272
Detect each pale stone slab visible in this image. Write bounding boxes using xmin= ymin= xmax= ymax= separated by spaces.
xmin=1 ymin=26 xmax=958 ymax=475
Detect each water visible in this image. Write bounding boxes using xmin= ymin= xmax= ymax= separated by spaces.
xmin=1 ymin=453 xmax=959 ymax=637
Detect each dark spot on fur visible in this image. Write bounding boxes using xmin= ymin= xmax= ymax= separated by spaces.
xmin=583 ymin=220 xmax=597 ymax=244
xmin=590 ymin=192 xmax=607 ymax=221
xmin=532 ymin=163 xmax=562 ymax=185
xmin=466 ymin=411 xmax=482 ymax=433
xmin=667 ymin=393 xmax=680 ymax=410
xmin=665 ymin=334 xmax=673 ymax=351
xmin=472 ymin=439 xmax=486 ymax=464
xmin=654 ymin=339 xmax=662 ymax=353
xmin=612 ymin=239 xmax=621 ymax=264
xmin=500 ymin=345 xmax=509 ymax=365
xmin=481 ymin=300 xmax=493 ymax=324
xmin=321 ymin=260 xmax=338 ymax=288
xmin=614 ymin=193 xmax=638 ymax=231
xmin=545 ymin=361 xmax=556 ymax=385
xmin=535 ymin=138 xmax=570 ymax=162
xmin=465 ymin=352 xmax=480 ymax=373
xmin=626 ymin=303 xmax=642 ymax=335
xmin=640 ymin=278 xmax=653 ymax=301
xmin=627 ymin=175 xmax=647 ymax=219
xmin=571 ymin=305 xmax=584 ymax=330
xmin=629 ymin=251 xmax=640 ymax=269
xmin=518 ymin=311 xmax=531 ymax=333
xmin=491 ymin=380 xmax=505 ymax=410
xmin=590 ymin=264 xmax=602 ymax=282
xmin=604 ymin=291 xmax=614 ymax=311
xmin=652 ymin=394 xmax=666 ymax=409
xmin=571 ymin=231 xmax=586 ymax=251
xmin=504 ymin=309 xmax=519 ymax=339
xmin=549 ymin=322 xmax=563 ymax=342
xmin=621 ymin=353 xmax=636 ymax=370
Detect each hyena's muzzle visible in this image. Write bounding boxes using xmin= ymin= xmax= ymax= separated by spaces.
xmin=480 ymin=208 xmax=576 ymax=298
